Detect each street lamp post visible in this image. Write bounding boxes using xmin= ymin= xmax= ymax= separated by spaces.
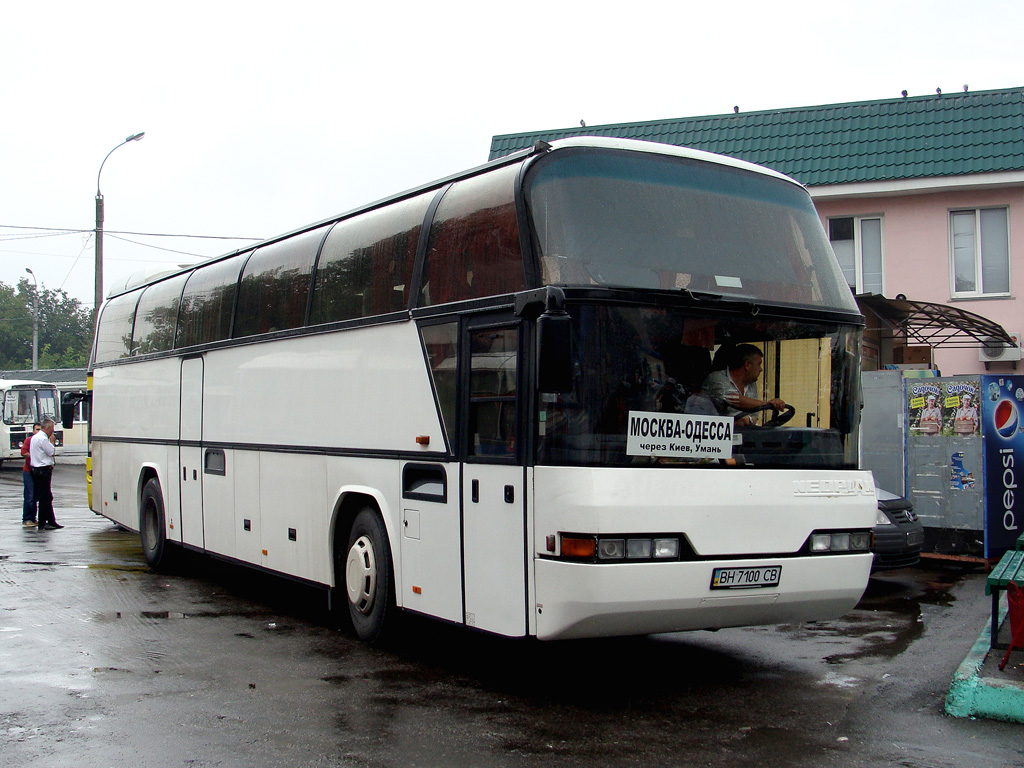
xmin=25 ymin=268 xmax=38 ymax=371
xmin=95 ymin=132 xmax=145 ymax=315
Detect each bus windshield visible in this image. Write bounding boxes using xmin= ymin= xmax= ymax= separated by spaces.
xmin=3 ymin=387 xmax=58 ymax=425
xmin=537 ymin=305 xmax=862 ymax=469
xmin=525 ymin=147 xmax=857 ymax=312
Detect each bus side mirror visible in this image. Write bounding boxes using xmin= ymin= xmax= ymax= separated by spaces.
xmin=61 ymin=393 xmax=83 ymax=431
xmin=60 ymin=402 xmax=75 ymax=430
xmin=536 ymin=289 xmax=573 ymax=394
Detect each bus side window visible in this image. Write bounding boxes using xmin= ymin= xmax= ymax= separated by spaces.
xmin=133 ymin=275 xmax=188 ymax=355
xmin=420 ymin=322 xmax=458 ymax=450
xmin=177 ymin=254 xmax=246 ymax=348
xmin=468 ymin=328 xmax=518 ymax=457
xmin=418 ymin=164 xmax=525 ymax=308
xmin=310 ymin=192 xmax=431 ymax=324
xmin=94 ymin=290 xmax=143 ymax=363
xmin=234 ymin=225 xmax=328 ymax=338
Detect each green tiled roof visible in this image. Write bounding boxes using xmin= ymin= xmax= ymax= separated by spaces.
xmin=489 ymin=87 xmax=1024 ymax=187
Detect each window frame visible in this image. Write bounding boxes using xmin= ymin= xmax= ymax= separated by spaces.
xmin=828 ymin=215 xmax=884 ymax=295
xmin=949 ymin=206 xmax=1011 ymax=299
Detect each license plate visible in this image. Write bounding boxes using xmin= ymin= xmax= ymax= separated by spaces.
xmin=711 ymin=565 xmax=782 ymax=589
xmin=907 ymin=530 xmax=925 ymax=547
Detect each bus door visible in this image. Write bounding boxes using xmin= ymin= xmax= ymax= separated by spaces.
xmin=461 ymin=319 xmax=527 ymax=636
xmin=179 ymin=356 xmax=205 ymax=549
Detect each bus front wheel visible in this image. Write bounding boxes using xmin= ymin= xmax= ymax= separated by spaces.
xmin=343 ymin=508 xmax=395 ymax=643
xmin=140 ymin=478 xmax=171 ymax=569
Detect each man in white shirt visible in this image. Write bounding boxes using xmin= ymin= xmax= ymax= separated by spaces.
xmin=29 ymin=418 xmax=62 ymax=530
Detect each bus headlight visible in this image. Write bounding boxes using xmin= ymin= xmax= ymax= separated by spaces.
xmin=850 ymin=532 xmax=871 ymax=550
xmin=626 ymin=539 xmax=652 ymax=558
xmin=598 ymin=539 xmax=625 ymax=559
xmin=810 ymin=531 xmax=871 ymax=553
xmin=831 ymin=533 xmax=851 ymax=551
xmin=653 ymin=538 xmax=679 ymax=559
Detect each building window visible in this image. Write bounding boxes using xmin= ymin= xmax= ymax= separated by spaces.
xmin=829 ymin=216 xmax=883 ymax=295
xmin=950 ymin=208 xmax=1010 ymax=297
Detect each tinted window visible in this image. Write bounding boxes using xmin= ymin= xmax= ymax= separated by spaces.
xmin=234 ymin=226 xmax=328 ymax=337
xmin=177 ymin=254 xmax=245 ymax=347
xmin=133 ymin=275 xmax=188 ymax=355
xmin=420 ymin=321 xmax=458 ymax=446
xmin=93 ymin=290 xmax=142 ymax=364
xmin=525 ymin=148 xmax=858 ymax=312
xmin=418 ymin=165 xmax=525 ymax=307
xmin=468 ymin=327 xmax=518 ymax=457
xmin=310 ymin=193 xmax=431 ymax=324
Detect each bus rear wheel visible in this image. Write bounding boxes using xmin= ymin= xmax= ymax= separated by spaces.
xmin=140 ymin=478 xmax=172 ymax=569
xmin=343 ymin=508 xmax=395 ymax=643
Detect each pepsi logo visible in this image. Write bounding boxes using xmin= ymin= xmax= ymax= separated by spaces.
xmin=994 ymin=399 xmax=1019 ymax=438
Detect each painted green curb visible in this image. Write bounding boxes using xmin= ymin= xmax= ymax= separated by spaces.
xmin=945 ymin=602 xmax=1024 ymax=724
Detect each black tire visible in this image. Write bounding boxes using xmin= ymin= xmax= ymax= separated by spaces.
xmin=140 ymin=478 xmax=171 ymax=569
xmin=342 ymin=507 xmax=396 ymax=643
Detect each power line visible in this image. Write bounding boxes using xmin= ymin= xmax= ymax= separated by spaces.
xmin=0 ymin=230 xmax=81 ymax=243
xmin=0 ymin=223 xmax=261 ymax=241
xmin=106 ymin=233 xmax=206 ymax=258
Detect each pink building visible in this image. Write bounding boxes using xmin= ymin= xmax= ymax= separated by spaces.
xmin=813 ymin=173 xmax=1024 ymax=374
xmin=491 ymin=87 xmax=1024 ymax=375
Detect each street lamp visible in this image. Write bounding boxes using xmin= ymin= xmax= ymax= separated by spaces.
xmin=95 ymin=132 xmax=145 ymax=315
xmin=25 ymin=268 xmax=38 ymax=370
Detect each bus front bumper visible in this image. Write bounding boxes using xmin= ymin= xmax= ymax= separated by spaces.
xmin=533 ymin=553 xmax=872 ymax=641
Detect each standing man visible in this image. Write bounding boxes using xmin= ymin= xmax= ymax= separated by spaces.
xmin=30 ymin=418 xmax=63 ymax=530
xmin=702 ymin=344 xmax=786 ymax=427
xmin=21 ymin=422 xmax=41 ymax=526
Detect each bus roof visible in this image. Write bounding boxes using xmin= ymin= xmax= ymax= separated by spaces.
xmin=109 ymin=136 xmax=803 ymax=298
xmin=545 ymin=136 xmax=799 ymax=186
xmin=0 ymin=379 xmax=54 ymax=389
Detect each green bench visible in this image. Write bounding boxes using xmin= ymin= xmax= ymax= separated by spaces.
xmin=986 ymin=549 xmax=1024 ymax=650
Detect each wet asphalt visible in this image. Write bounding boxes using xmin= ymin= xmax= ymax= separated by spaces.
xmin=1 ymin=464 xmax=1022 ymax=768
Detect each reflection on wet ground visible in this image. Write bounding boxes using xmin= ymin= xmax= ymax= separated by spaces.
xmin=2 ymin=465 xmax=1021 ymax=768
xmin=774 ymin=563 xmax=978 ymax=665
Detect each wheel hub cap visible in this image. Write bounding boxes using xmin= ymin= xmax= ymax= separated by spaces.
xmin=345 ymin=536 xmax=376 ymax=614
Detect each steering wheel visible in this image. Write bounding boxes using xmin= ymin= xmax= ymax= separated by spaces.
xmin=743 ymin=402 xmax=796 ymax=427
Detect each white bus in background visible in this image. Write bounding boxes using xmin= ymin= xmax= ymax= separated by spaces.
xmin=86 ymin=137 xmax=876 ymax=642
xmin=2 ymin=379 xmax=62 ymax=467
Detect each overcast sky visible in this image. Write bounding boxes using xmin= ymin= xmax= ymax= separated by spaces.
xmin=2 ymin=0 xmax=1022 ymax=309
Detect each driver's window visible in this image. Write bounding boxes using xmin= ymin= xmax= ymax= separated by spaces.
xmin=2 ymin=391 xmax=17 ymax=425
xmin=38 ymin=391 xmax=57 ymax=421
xmin=468 ymin=328 xmax=517 ymax=457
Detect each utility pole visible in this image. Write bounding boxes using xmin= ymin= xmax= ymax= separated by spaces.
xmin=25 ymin=268 xmax=38 ymax=370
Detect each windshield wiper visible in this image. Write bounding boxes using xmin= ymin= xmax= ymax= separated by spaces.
xmin=681 ymin=288 xmax=724 ymax=302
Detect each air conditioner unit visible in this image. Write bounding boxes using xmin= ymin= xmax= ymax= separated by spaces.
xmin=979 ymin=332 xmax=1022 ymax=365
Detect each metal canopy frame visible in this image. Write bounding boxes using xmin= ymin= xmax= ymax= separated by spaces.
xmin=856 ymin=293 xmax=1015 ymax=349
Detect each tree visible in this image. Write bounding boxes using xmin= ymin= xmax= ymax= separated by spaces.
xmin=0 ymin=279 xmax=94 ymax=369
xmin=0 ymin=282 xmax=33 ymax=368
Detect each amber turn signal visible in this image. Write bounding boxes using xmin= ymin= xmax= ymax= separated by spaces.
xmin=560 ymin=536 xmax=596 ymax=558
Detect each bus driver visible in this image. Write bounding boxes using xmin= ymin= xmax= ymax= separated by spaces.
xmin=702 ymin=344 xmax=787 ymax=427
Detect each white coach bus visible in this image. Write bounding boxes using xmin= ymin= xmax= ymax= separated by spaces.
xmin=86 ymin=137 xmax=876 ymax=642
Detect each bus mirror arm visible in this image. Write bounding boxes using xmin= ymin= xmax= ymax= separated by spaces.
xmin=535 ymin=287 xmax=573 ymax=394
xmin=515 ymin=286 xmax=563 ymax=320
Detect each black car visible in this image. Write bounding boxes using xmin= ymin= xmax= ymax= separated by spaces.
xmin=872 ymin=489 xmax=925 ymax=571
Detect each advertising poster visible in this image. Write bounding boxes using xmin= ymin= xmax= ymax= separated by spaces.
xmin=907 ymin=379 xmax=981 ymax=438
xmin=981 ymin=375 xmax=1024 ymax=557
